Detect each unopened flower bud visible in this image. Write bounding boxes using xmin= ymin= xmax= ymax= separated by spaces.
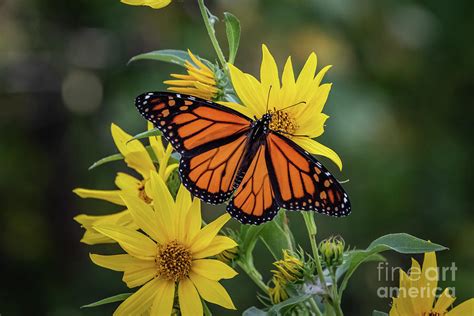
xmin=319 ymin=236 xmax=345 ymax=268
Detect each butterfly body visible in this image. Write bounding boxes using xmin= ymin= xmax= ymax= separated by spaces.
xmin=136 ymin=92 xmax=351 ymax=224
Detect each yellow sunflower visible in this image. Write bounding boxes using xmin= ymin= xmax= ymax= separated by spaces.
xmin=90 ymin=171 xmax=237 ymax=315
xmin=164 ymin=50 xmax=220 ymax=100
xmin=74 ymin=122 xmax=178 ymax=244
xmin=220 ymin=44 xmax=342 ymax=170
xmin=268 ymin=250 xmax=304 ymax=303
xmin=390 ymin=252 xmax=474 ymax=316
xmin=121 ymin=0 xmax=171 ymax=9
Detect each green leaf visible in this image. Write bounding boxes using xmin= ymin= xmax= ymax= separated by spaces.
xmin=88 ymin=153 xmax=124 ymax=170
xmin=88 ymin=146 xmax=159 ymax=170
xmin=373 ymin=311 xmax=389 ymax=316
xmin=336 ymin=251 xmax=385 ymax=280
xmin=242 ymin=306 xmax=267 ymax=316
xmin=240 ymin=225 xmax=265 ymax=259
xmin=242 ymin=294 xmax=312 ymax=316
xmin=223 ymin=12 xmax=241 ymax=64
xmin=338 ymin=233 xmax=447 ymax=296
xmin=81 ymin=293 xmax=132 ymax=308
xmin=259 ymin=211 xmax=293 ymax=260
xmin=128 ymin=49 xmax=193 ymax=66
xmin=268 ymin=294 xmax=311 ymax=314
xmin=202 ymin=300 xmax=213 ymax=316
xmin=367 ymin=233 xmax=447 ymax=253
xmin=127 ymin=128 xmax=161 ymax=143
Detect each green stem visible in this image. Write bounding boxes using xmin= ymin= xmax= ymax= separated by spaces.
xmin=301 ymin=212 xmax=329 ymax=295
xmin=237 ymin=260 xmax=269 ymax=293
xmin=330 ymin=269 xmax=344 ymax=316
xmin=308 ymin=297 xmax=323 ymax=316
xmin=280 ymin=210 xmax=295 ymax=252
xmin=197 ymin=0 xmax=227 ymax=68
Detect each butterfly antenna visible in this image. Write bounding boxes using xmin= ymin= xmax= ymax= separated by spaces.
xmin=280 ymin=101 xmax=306 ymax=111
xmin=266 ymin=85 xmax=272 ymax=113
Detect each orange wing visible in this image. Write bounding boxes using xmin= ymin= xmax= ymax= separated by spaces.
xmin=266 ymin=133 xmax=351 ymax=217
xmin=227 ymin=144 xmax=279 ymax=224
xmin=180 ymin=133 xmax=249 ymax=203
xmin=136 ymin=92 xmax=252 ymax=155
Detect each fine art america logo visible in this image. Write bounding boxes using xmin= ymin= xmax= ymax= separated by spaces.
xmin=376 ymin=261 xmax=457 ymax=298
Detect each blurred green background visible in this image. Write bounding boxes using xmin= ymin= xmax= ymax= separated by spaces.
xmin=1 ymin=0 xmax=473 ymax=314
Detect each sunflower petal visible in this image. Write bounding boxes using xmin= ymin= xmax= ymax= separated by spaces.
xmin=420 ymin=252 xmax=438 ymax=311
xmin=115 ymin=172 xmax=141 ymax=191
xmin=150 ymin=171 xmax=176 ymax=237
xmin=90 ymin=253 xmax=146 ymax=271
xmin=113 ymin=278 xmax=160 ymax=316
xmin=189 ymin=214 xmax=231 ymax=253
xmin=93 ymin=224 xmax=156 ymax=259
xmin=90 ymin=253 xmax=156 ymax=288
xmin=73 ymin=188 xmax=124 ymax=205
xmin=179 ymin=278 xmax=203 ymax=316
xmin=298 ymin=113 xmax=328 ymax=138
xmin=295 ymin=52 xmax=317 ymax=98
xmin=185 ymin=198 xmax=202 ymax=243
xmin=297 ymin=83 xmax=331 ymax=126
xmin=227 ymin=64 xmax=263 ymax=117
xmin=111 ymin=123 xmax=155 ymax=178
xmin=122 ymin=265 xmax=157 ymax=288
xmin=217 ymin=101 xmax=254 ymax=118
xmin=193 ymin=236 xmax=238 ymax=259
xmin=80 ymin=229 xmax=116 ymax=245
xmin=164 ymin=164 xmax=179 ymax=182
xmin=175 ymin=185 xmax=192 ymax=240
xmin=260 ymin=44 xmax=280 ymax=90
xmin=293 ymin=137 xmax=343 ymax=171
xmin=396 ymin=270 xmax=416 ymax=315
xmin=188 ymin=50 xmax=213 ymax=77
xmin=146 ymin=0 xmax=172 ymax=9
xmin=408 ymin=258 xmax=423 ymax=315
xmin=192 ymin=259 xmax=238 ymax=280
xmin=150 ymin=279 xmax=175 ymax=315
xmin=121 ymin=193 xmax=163 ymax=244
xmin=189 ymin=272 xmax=235 ymax=310
xmin=447 ymin=298 xmax=474 ymax=316
xmin=433 ymin=288 xmax=456 ymax=313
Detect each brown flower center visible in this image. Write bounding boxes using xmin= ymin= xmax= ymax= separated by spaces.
xmin=156 ymin=240 xmax=192 ymax=281
xmin=138 ymin=181 xmax=152 ymax=204
xmin=269 ymin=109 xmax=298 ymax=135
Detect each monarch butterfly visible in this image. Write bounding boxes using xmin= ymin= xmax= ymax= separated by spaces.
xmin=136 ymin=91 xmax=351 ymax=225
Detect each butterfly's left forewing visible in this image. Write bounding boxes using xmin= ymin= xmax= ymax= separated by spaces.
xmin=266 ymin=132 xmax=351 ymax=217
xmin=136 ymin=92 xmax=254 ymax=204
xmin=136 ymin=92 xmax=252 ymax=155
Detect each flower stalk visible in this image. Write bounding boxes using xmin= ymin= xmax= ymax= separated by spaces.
xmin=197 ymin=0 xmax=227 ymax=68
xmin=237 ymin=260 xmax=269 ymax=293
xmin=302 ymin=212 xmax=345 ymax=316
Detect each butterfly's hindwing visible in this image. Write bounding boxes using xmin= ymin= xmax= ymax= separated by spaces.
xmin=266 ymin=132 xmax=351 ymax=217
xmin=179 ymin=131 xmax=249 ymax=204
xmin=227 ymin=143 xmax=280 ymax=224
